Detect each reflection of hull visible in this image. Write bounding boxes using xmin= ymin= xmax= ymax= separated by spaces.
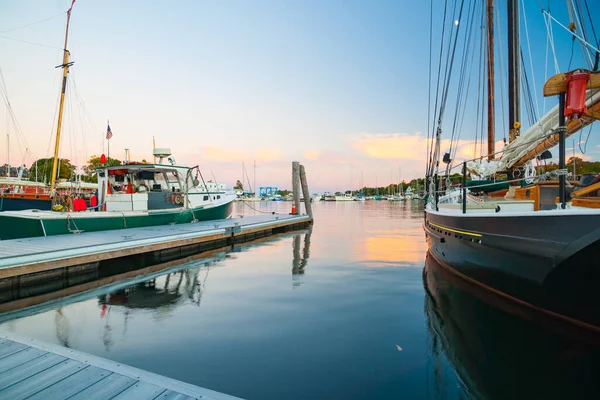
xmin=424 ymin=209 xmax=600 ymax=326
xmin=424 ymin=254 xmax=600 ymax=399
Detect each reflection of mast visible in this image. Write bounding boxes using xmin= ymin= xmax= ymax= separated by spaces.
xmin=183 ymin=267 xmax=210 ymax=306
xmin=54 ymin=308 xmax=70 ymax=348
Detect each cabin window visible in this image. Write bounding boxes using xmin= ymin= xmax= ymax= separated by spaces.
xmin=217 ymin=195 xmax=221 ymax=199
xmin=203 ymin=195 xmax=209 ymax=201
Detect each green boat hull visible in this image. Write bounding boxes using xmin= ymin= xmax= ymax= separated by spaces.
xmin=0 ymin=202 xmax=234 ymax=240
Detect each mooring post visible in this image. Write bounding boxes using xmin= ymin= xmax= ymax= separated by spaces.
xmin=299 ymin=164 xmax=313 ymax=218
xmin=292 ymin=161 xmax=301 ymax=215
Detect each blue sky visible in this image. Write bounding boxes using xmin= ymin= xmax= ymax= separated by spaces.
xmin=0 ymin=0 xmax=598 ymax=191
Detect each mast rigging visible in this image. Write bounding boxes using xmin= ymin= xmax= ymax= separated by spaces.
xmin=50 ymin=4 xmax=75 ymax=191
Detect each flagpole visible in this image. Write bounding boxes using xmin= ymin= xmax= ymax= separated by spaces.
xmin=107 ymin=119 xmax=110 ymax=161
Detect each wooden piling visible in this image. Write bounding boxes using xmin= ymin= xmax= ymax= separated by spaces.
xmin=292 ymin=161 xmax=301 ymax=215
xmin=299 ymin=164 xmax=313 ymax=217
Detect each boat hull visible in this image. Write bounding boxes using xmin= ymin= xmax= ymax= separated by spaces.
xmin=0 ymin=196 xmax=51 ymax=211
xmin=424 ymin=208 xmax=600 ymax=325
xmin=0 ymin=201 xmax=234 ymax=240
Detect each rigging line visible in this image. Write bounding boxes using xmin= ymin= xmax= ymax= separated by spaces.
xmin=542 ymin=10 xmax=600 ymax=54
xmin=428 ymin=0 xmax=450 ymax=174
xmin=578 ymin=122 xmax=593 ymax=154
xmin=495 ymin=0 xmax=507 ymax=141
xmin=426 ymin=0 xmax=434 ymax=176
xmin=520 ymin=51 xmax=537 ymax=126
xmin=571 ymin=0 xmax=593 ymax=68
xmin=0 ymin=12 xmax=64 ymax=34
xmin=0 ymin=67 xmax=30 ymax=158
xmin=521 ymin=0 xmax=540 ymax=119
xmin=0 ymin=34 xmax=62 ymax=50
xmin=542 ymin=10 xmax=560 ymax=74
xmin=448 ymin=0 xmax=477 ymax=156
xmin=582 ymin=0 xmax=599 ymax=48
xmin=567 ymin=36 xmax=575 ymax=71
xmin=438 ymin=0 xmax=467 ymax=125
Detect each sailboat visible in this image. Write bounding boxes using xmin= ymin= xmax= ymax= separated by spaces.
xmin=1 ymin=2 xmax=87 ymax=211
xmin=0 ymin=4 xmax=236 ymax=240
xmin=424 ymin=0 xmax=600 ymax=321
xmin=242 ymin=160 xmax=262 ymax=201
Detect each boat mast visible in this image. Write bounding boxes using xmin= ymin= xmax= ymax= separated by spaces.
xmin=253 ymin=160 xmax=256 ymax=196
xmin=50 ymin=2 xmax=75 ymax=191
xmin=507 ymin=0 xmax=520 ymax=143
xmin=486 ymin=0 xmax=495 ymax=159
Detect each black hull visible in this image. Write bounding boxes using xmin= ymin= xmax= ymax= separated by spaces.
xmin=424 ymin=209 xmax=600 ymax=326
xmin=0 ymin=197 xmax=51 ymax=211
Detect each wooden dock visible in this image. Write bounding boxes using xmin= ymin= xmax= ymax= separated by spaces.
xmin=0 ymin=214 xmax=312 ymax=280
xmin=0 ymin=331 xmax=240 ymax=399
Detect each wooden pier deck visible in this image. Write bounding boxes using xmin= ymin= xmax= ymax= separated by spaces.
xmin=0 ymin=214 xmax=312 ymax=280
xmin=0 ymin=331 xmax=240 ymax=399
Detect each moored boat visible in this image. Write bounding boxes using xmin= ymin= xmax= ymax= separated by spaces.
xmin=423 ymin=0 xmax=600 ymax=322
xmin=0 ymin=152 xmax=236 ymax=240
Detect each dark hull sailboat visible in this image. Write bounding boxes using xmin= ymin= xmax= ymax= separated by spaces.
xmin=424 ymin=0 xmax=600 ymax=323
xmin=424 ymin=210 xmax=600 ymax=326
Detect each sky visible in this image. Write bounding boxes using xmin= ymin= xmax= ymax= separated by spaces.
xmin=0 ymin=0 xmax=598 ymax=192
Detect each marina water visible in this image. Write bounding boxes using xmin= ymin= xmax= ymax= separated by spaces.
xmin=1 ymin=201 xmax=597 ymax=399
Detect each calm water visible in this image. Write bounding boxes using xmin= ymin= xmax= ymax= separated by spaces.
xmin=1 ymin=201 xmax=598 ymax=399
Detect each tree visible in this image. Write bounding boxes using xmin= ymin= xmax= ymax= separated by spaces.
xmin=234 ymin=180 xmax=244 ymax=190
xmin=83 ymin=155 xmax=122 ymax=182
xmin=30 ymin=158 xmax=76 ymax=183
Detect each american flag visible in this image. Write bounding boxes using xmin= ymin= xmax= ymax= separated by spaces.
xmin=106 ymin=124 xmax=113 ymax=140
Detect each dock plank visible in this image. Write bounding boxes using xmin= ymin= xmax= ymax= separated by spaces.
xmin=66 ymin=373 xmax=137 ymax=400
xmin=0 ymin=353 xmax=65 ymax=390
xmin=110 ymin=381 xmax=167 ymax=399
xmin=0 ymin=359 xmax=87 ymax=400
xmin=0 ymin=347 xmax=46 ymax=373
xmin=27 ymin=365 xmax=110 ymax=400
xmin=0 ymin=342 xmax=27 ymax=359
xmin=0 ymin=332 xmax=242 ymax=399
xmin=156 ymin=390 xmax=198 ymax=400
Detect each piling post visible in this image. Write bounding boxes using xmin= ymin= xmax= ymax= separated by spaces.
xmin=299 ymin=164 xmax=313 ymax=218
xmin=292 ymin=161 xmax=301 ymax=215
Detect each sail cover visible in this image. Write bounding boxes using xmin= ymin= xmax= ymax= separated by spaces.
xmin=468 ymin=89 xmax=599 ymax=178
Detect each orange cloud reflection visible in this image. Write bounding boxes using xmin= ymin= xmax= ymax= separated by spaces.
xmin=362 ymin=229 xmax=427 ymax=267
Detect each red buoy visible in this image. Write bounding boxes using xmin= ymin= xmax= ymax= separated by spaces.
xmin=100 ymin=154 xmax=107 ymax=164
xmin=565 ymin=70 xmax=590 ymax=120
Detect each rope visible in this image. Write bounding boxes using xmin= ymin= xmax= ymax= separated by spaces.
xmin=237 ymin=196 xmax=276 ymax=214
xmin=521 ymin=0 xmax=541 ymax=118
xmin=543 ymin=9 xmax=600 ymax=55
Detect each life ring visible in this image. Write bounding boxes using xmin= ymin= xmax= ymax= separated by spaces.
xmin=174 ymin=194 xmax=184 ymax=205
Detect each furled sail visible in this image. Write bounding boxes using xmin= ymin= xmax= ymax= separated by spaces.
xmin=468 ymin=88 xmax=599 ymax=178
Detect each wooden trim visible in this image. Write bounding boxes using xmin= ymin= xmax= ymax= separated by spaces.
xmin=571 ymin=181 xmax=600 ymax=198
xmin=543 ymin=71 xmax=600 ymax=96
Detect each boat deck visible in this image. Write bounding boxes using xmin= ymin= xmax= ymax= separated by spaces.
xmin=0 ymin=214 xmax=312 ymax=279
xmin=0 ymin=331 xmax=239 ymax=400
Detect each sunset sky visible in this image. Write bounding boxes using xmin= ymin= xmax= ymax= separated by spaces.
xmin=1 ymin=0 xmax=598 ymax=192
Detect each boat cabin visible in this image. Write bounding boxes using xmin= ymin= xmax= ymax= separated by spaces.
xmin=97 ymin=163 xmax=228 ymax=212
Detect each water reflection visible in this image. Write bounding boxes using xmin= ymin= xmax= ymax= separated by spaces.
xmin=424 ymin=253 xmax=600 ymax=399
xmin=292 ymin=232 xmax=311 ymax=281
